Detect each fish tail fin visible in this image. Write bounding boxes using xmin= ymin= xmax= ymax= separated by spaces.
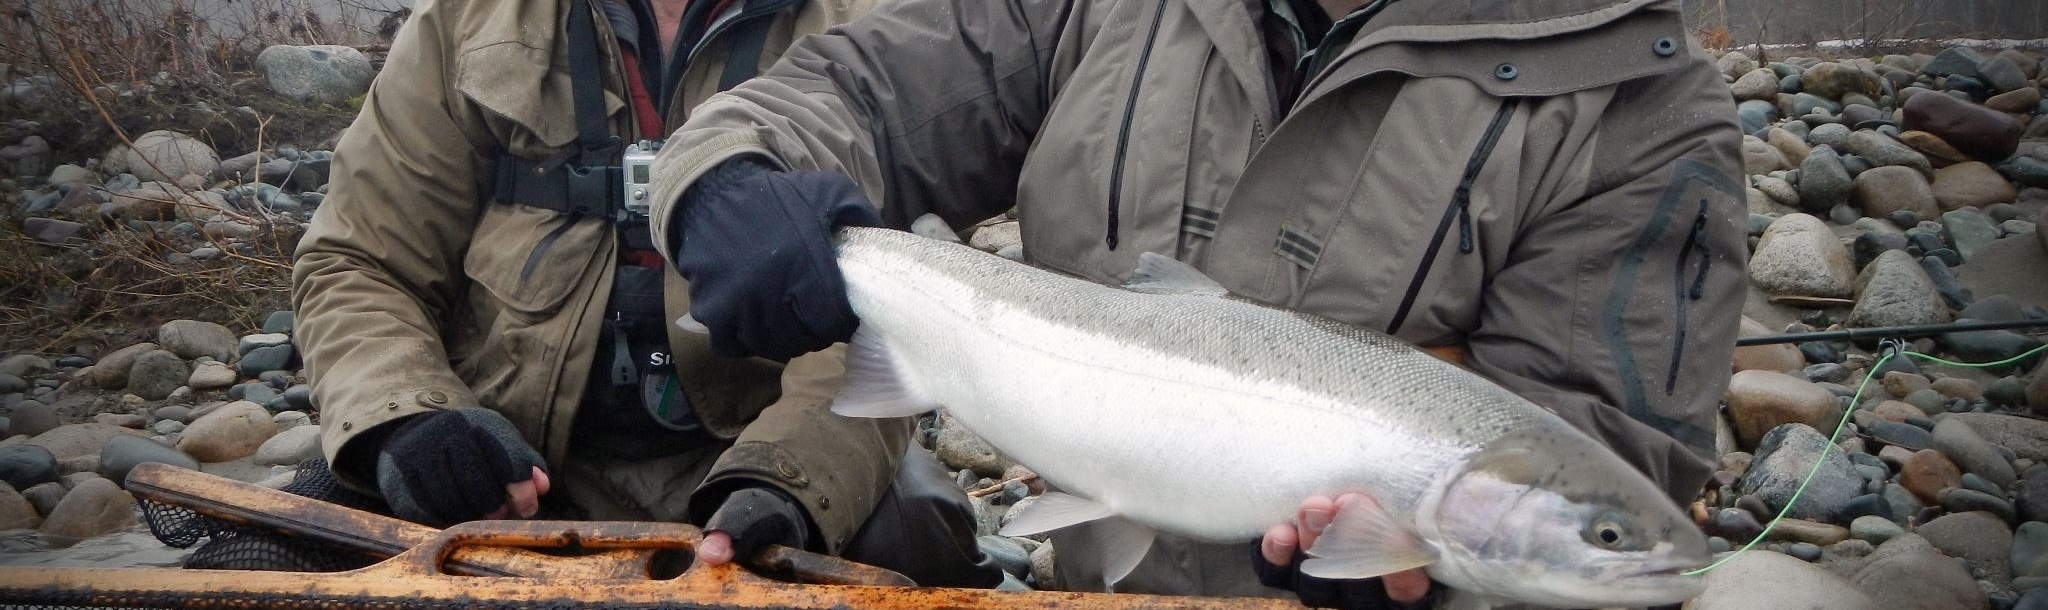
xmin=830 ymin=326 xmax=937 ymax=418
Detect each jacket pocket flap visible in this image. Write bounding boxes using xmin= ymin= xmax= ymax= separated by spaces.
xmin=463 ymin=203 xmax=608 ymax=316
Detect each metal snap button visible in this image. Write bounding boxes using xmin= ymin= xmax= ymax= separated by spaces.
xmin=1653 ymin=37 xmax=1678 ymax=57
xmin=1494 ymin=63 xmax=1518 ymax=80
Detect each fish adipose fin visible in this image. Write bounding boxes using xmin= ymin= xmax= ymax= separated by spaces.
xmin=830 ymin=327 xmax=938 ymax=418
xmin=1124 ymin=253 xmax=1228 ymax=296
xmin=1300 ymin=495 xmax=1440 ymax=579
xmin=998 ymin=492 xmax=1118 ymax=536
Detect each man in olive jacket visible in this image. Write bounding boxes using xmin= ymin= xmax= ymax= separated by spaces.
xmin=291 ymin=0 xmax=997 ymax=587
xmin=644 ymin=0 xmax=1745 ymax=606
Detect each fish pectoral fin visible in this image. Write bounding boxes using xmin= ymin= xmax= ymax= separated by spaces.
xmin=998 ymin=492 xmax=1118 ymax=536
xmin=1299 ymin=496 xmax=1440 ymax=579
xmin=829 ymin=327 xmax=937 ymax=418
xmin=1124 ymin=253 xmax=1229 ymax=296
xmin=674 ymin=314 xmax=710 ymax=335
xmin=1096 ymin=516 xmax=1157 ymax=587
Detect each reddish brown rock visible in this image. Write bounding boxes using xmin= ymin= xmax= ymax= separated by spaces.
xmin=1897 ymin=130 xmax=1970 ymax=168
xmin=1898 ymin=449 xmax=1961 ymax=505
xmin=1902 ymin=91 xmax=2022 ymax=162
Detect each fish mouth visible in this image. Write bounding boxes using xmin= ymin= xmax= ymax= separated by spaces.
xmin=1619 ymin=559 xmax=1709 ymax=582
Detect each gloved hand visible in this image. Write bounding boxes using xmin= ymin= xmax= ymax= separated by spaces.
xmin=1254 ymin=494 xmax=1440 ymax=610
xmin=669 ymin=155 xmax=883 ymax=362
xmin=698 ymin=486 xmax=815 ymax=565
xmin=374 ymin=409 xmax=549 ymax=527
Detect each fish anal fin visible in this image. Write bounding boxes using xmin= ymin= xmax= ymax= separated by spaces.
xmin=829 ymin=327 xmax=937 ymax=418
xmin=1299 ymin=494 xmax=1440 ymax=579
xmin=1124 ymin=253 xmax=1228 ymax=296
xmin=998 ymin=492 xmax=1117 ymax=536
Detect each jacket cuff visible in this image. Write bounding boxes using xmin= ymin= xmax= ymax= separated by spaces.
xmin=690 ymin=440 xmax=862 ymax=555
xmin=319 ymin=387 xmax=478 ymax=491
xmin=647 ymin=130 xmax=780 ymax=268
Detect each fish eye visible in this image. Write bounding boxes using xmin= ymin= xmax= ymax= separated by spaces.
xmin=1584 ymin=514 xmax=1631 ymax=549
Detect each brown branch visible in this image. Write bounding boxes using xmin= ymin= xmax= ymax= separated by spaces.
xmin=967 ymin=473 xmax=1040 ymax=498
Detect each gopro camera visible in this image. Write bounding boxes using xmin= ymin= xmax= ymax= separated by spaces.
xmin=621 ymin=139 xmax=663 ymax=217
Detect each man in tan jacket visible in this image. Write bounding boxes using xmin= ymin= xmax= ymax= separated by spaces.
xmin=644 ymin=0 xmax=1745 ymax=606
xmin=288 ymin=0 xmax=998 ymax=587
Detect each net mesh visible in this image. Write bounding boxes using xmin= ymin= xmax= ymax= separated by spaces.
xmin=137 ymin=458 xmax=386 ymax=573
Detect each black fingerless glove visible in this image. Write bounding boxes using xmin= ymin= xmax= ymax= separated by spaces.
xmin=1252 ymin=546 xmax=1442 ymax=610
xmin=668 ymin=155 xmax=883 ymax=361
xmin=705 ymin=486 xmax=815 ymax=560
xmin=374 ymin=409 xmax=546 ymax=527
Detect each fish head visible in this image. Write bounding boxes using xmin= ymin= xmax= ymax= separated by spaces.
xmin=1422 ymin=426 xmax=1710 ymax=608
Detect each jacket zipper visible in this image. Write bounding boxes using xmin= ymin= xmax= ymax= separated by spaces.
xmin=1105 ymin=0 xmax=1170 ymax=251
xmin=1666 ymin=200 xmax=1712 ymax=394
xmin=1384 ymin=98 xmax=1521 ymax=336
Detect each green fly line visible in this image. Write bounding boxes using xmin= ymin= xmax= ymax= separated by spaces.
xmin=1684 ymin=341 xmax=2048 ymax=576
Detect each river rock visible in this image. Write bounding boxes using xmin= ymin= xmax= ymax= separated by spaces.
xmin=122 ymin=131 xmax=219 ymax=183
xmin=37 ymin=476 xmax=135 ymax=547
xmin=1849 ymin=249 xmax=1949 ymax=328
xmin=1739 ymin=424 xmax=1862 ymax=522
xmin=1743 ymin=135 xmax=1790 ymax=174
xmin=1719 ymin=51 xmax=1758 ymax=79
xmin=1846 ymin=130 xmax=1933 ymax=178
xmin=236 ymin=333 xmax=290 ymax=357
xmin=1922 ymin=48 xmax=1986 ymax=79
xmin=97 ymin=434 xmax=198 ymax=486
xmin=1769 ymin=518 xmax=1850 ymax=546
xmin=25 ymin=423 xmax=145 ymax=461
xmin=1949 ymin=414 xmax=2048 ymax=461
xmin=1852 ymin=533 xmax=1985 ymax=610
xmin=1903 ymin=88 xmax=2022 ymax=162
xmin=1725 ymin=371 xmax=1843 ymax=449
xmin=186 ymin=361 xmax=235 ymax=390
xmin=1883 ymin=372 xmax=1933 ymax=398
xmin=1868 ymin=420 xmax=1931 ymax=451
xmin=1989 ymin=87 xmax=2042 ymax=113
xmin=2018 ymin=521 xmax=2048 ymax=579
xmin=9 ymin=399 xmax=58 ymax=437
xmin=1851 ymin=515 xmax=1904 ymax=544
xmin=1690 ymin=550 xmax=1878 ymax=610
xmin=0 ymin=482 xmax=39 ymax=529
xmin=1980 ymin=56 xmax=2031 ymax=93
xmin=935 ymin=412 xmax=1007 ymax=477
xmin=84 ymin=342 xmax=159 ymax=389
xmin=126 ymin=350 xmax=187 ymax=401
xmin=1798 ymin=145 xmax=1853 ymax=213
xmin=1900 ymin=448 xmax=1962 ymax=504
xmin=1853 ymin=166 xmax=1938 ymax=220
xmin=1750 ymin=214 xmax=1856 ymax=298
xmin=1940 ymin=209 xmax=2004 ymax=261
xmin=1919 ymin=511 xmax=2013 ymax=585
xmin=1930 ymin=377 xmax=1985 ymax=401
xmin=0 ymin=444 xmax=58 ymax=490
xmin=251 ymin=425 xmax=320 ymax=467
xmin=1810 ymin=123 xmax=1852 ymax=148
xmin=1899 ymin=130 xmax=1972 ymax=167
xmin=1932 ymin=162 xmax=2017 ymax=213
xmin=2032 ymin=372 xmax=2048 ymax=416
xmin=1804 ymin=62 xmax=1881 ymax=100
xmin=261 ymin=311 xmax=294 ymax=335
xmin=1734 ymin=317 xmax=1805 ymax=373
xmin=1766 ymin=127 xmax=1813 ymax=167
xmin=256 ymin=45 xmax=374 ymax=105
xmin=1938 ymin=329 xmax=2044 ymax=371
xmin=174 ymin=401 xmax=277 ymax=463
xmin=156 ymin=320 xmax=236 ymax=363
xmin=1732 ymin=68 xmax=1779 ymax=101
xmin=1933 ymin=418 xmax=2018 ymax=490
xmin=237 ymin=345 xmax=294 ymax=377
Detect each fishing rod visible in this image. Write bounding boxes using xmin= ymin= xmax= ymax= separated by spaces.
xmin=1735 ymin=318 xmax=2048 ymax=347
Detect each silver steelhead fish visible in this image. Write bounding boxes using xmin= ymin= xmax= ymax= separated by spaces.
xmin=823 ymin=227 xmax=1709 ymax=608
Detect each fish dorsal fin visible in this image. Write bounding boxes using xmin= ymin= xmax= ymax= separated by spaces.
xmin=910 ymin=213 xmax=962 ymax=243
xmin=829 ymin=327 xmax=938 ymax=418
xmin=1299 ymin=495 xmax=1440 ymax=579
xmin=1124 ymin=252 xmax=1228 ymax=296
xmin=1094 ymin=516 xmax=1158 ymax=587
xmin=998 ymin=492 xmax=1118 ymax=536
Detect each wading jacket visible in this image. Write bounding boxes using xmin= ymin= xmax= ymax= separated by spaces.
xmin=647 ymin=0 xmax=1745 ymax=509
xmin=292 ymin=0 xmax=902 ymax=552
